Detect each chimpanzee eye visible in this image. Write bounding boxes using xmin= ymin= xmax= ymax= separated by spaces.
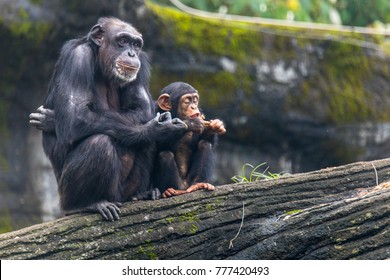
xmin=133 ymin=40 xmax=142 ymax=49
xmin=118 ymin=37 xmax=128 ymax=46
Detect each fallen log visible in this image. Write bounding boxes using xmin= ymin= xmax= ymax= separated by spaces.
xmin=0 ymin=158 xmax=389 ymax=260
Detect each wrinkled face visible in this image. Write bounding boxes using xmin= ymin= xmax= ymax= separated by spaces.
xmin=91 ymin=20 xmax=143 ymax=86
xmin=111 ymin=30 xmax=143 ymax=84
xmin=178 ymin=93 xmax=200 ymax=119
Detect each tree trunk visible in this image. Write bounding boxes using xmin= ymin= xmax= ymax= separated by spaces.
xmin=0 ymin=158 xmax=389 ymax=260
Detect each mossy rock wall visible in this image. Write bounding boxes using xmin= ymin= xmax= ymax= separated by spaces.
xmin=146 ymin=3 xmax=390 ymax=143
xmin=0 ymin=0 xmax=389 ymax=233
xmin=144 ymin=2 xmax=390 ymax=174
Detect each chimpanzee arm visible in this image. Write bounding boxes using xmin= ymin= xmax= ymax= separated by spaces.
xmin=29 ymin=104 xmax=187 ymax=147
xmin=44 ymin=39 xmax=99 ymax=146
xmin=106 ymin=111 xmax=187 ymax=146
xmin=200 ymin=132 xmax=218 ymax=146
xmin=189 ymin=123 xmax=224 ymax=183
xmin=187 ymin=119 xmax=226 ymax=186
xmin=189 ymin=139 xmax=216 ymax=184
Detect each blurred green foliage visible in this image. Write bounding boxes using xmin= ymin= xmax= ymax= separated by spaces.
xmin=335 ymin=0 xmax=390 ymax=26
xmin=153 ymin=0 xmax=390 ymax=27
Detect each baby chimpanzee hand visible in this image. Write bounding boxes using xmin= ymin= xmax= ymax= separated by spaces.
xmin=184 ymin=117 xmax=204 ymax=134
xmin=207 ymin=119 xmax=226 ymax=135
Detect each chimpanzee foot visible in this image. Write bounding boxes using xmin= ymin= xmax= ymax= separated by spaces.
xmin=161 ymin=188 xmax=188 ymax=198
xmin=186 ymin=183 xmax=215 ymax=193
xmin=93 ymin=201 xmax=122 ymax=221
xmin=161 ymin=183 xmax=215 ymax=198
xmin=65 ymin=200 xmax=122 ymax=221
xmin=150 ymin=188 xmax=162 ymax=200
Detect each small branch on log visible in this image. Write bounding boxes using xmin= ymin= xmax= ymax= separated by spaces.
xmin=229 ymin=202 xmax=245 ymax=249
xmin=371 ymin=162 xmax=379 ymax=186
xmin=0 ymin=158 xmax=389 ymax=260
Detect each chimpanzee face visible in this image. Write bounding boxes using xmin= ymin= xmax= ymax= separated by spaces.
xmin=178 ymin=93 xmax=200 ymax=120
xmin=112 ymin=31 xmax=143 ymax=83
xmin=89 ymin=19 xmax=143 ymax=86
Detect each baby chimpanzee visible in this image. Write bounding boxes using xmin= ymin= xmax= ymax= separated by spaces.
xmin=154 ymin=82 xmax=226 ymax=198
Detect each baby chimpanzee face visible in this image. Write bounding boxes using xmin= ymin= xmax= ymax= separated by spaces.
xmin=178 ymin=93 xmax=200 ymax=120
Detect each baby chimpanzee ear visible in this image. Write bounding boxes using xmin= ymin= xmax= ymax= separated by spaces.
xmin=157 ymin=93 xmax=172 ymax=111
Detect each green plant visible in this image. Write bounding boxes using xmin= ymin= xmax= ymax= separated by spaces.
xmin=231 ymin=162 xmax=287 ymax=183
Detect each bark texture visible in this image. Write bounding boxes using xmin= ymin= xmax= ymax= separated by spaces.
xmin=0 ymin=158 xmax=389 ymax=260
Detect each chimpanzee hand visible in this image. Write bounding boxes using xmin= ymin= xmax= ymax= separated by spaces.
xmin=207 ymin=119 xmax=226 ymax=135
xmin=29 ymin=106 xmax=55 ymax=132
xmin=147 ymin=112 xmax=187 ymax=133
xmin=155 ymin=111 xmax=172 ymax=124
xmin=184 ymin=118 xmax=204 ymax=134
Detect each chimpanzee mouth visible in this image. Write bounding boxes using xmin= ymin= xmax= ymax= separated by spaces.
xmin=115 ymin=61 xmax=139 ymax=81
xmin=190 ymin=113 xmax=200 ymax=118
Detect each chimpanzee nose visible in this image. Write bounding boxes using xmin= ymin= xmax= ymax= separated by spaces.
xmin=128 ymin=51 xmax=135 ymax=57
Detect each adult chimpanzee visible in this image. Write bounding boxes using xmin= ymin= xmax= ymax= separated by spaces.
xmin=153 ymin=82 xmax=226 ymax=198
xmin=29 ymin=17 xmax=186 ymax=221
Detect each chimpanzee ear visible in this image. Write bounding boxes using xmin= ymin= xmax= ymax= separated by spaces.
xmin=157 ymin=93 xmax=172 ymax=111
xmin=89 ymin=24 xmax=104 ymax=46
